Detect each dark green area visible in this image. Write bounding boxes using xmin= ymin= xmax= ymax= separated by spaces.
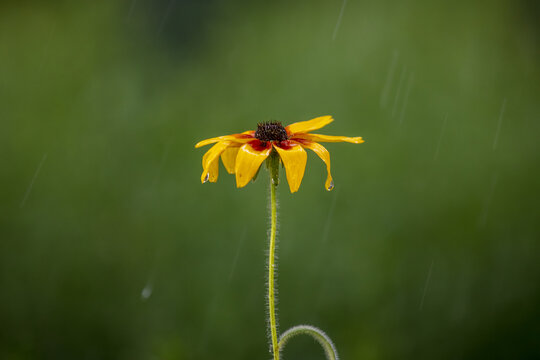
xmin=1 ymin=1 xmax=539 ymax=359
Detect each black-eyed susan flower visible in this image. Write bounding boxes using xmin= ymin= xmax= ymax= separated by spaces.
xmin=195 ymin=116 xmax=364 ymax=193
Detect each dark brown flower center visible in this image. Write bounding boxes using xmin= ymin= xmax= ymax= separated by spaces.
xmin=254 ymin=121 xmax=288 ymax=142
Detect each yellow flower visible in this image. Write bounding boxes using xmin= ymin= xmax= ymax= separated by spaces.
xmin=195 ymin=116 xmax=364 ymax=193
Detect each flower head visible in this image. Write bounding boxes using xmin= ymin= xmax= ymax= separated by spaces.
xmin=195 ymin=116 xmax=364 ymax=193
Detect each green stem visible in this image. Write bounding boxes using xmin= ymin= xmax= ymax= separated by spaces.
xmin=265 ymin=152 xmax=339 ymax=360
xmin=267 ymin=152 xmax=280 ymax=360
xmin=269 ymin=176 xmax=279 ymax=360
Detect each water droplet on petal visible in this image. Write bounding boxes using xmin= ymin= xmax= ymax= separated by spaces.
xmin=203 ymin=173 xmax=210 ymax=183
xmin=326 ymin=180 xmax=334 ymax=191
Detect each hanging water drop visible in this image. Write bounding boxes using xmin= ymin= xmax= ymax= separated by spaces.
xmin=203 ymin=173 xmax=210 ymax=183
xmin=326 ymin=180 xmax=335 ymax=191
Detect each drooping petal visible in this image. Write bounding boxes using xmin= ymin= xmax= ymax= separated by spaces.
xmin=200 ymin=141 xmax=231 ymax=183
xmin=293 ymin=133 xmax=364 ymax=144
xmin=235 ymin=141 xmax=272 ymax=188
xmin=221 ymin=146 xmax=240 ymax=174
xmin=301 ymin=141 xmax=334 ymax=191
xmin=273 ymin=141 xmax=307 ymax=193
xmin=195 ymin=132 xmax=255 ymax=148
xmin=202 ymin=155 xmax=220 ymax=183
xmin=285 ymin=116 xmax=333 ymax=135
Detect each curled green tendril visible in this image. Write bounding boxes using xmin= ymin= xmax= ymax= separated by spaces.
xmin=279 ymin=325 xmax=339 ymax=360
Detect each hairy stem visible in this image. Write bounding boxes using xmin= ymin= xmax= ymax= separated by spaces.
xmin=267 ymin=153 xmax=280 ymax=360
xmin=265 ymin=153 xmax=339 ymax=360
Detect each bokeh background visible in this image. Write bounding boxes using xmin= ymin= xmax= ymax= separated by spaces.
xmin=1 ymin=0 xmax=539 ymax=359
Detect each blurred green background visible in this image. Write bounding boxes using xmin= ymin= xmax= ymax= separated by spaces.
xmin=1 ymin=0 xmax=539 ymax=359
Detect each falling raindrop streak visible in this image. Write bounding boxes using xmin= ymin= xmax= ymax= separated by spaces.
xmin=398 ymin=73 xmax=414 ymax=124
xmin=157 ymin=0 xmax=175 ymax=35
xmin=228 ymin=228 xmax=247 ymax=282
xmin=392 ymin=65 xmax=407 ymax=118
xmin=332 ymin=0 xmax=348 ymax=41
xmin=126 ymin=0 xmax=138 ymax=21
xmin=493 ymin=98 xmax=506 ymax=151
xmin=20 ymin=153 xmax=48 ymax=208
xmin=419 ymin=260 xmax=434 ymax=310
xmin=434 ymin=113 xmax=448 ymax=161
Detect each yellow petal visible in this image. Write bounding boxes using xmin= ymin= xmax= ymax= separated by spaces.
xmin=273 ymin=142 xmax=307 ymax=193
xmin=202 ymin=156 xmax=220 ymax=183
xmin=200 ymin=141 xmax=230 ymax=183
xmin=285 ymin=116 xmax=334 ymax=135
xmin=195 ymin=132 xmax=254 ymax=148
xmin=221 ymin=146 xmax=239 ymax=174
xmin=301 ymin=141 xmax=334 ymax=191
xmin=235 ymin=142 xmax=272 ymax=188
xmin=293 ymin=133 xmax=364 ymax=144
